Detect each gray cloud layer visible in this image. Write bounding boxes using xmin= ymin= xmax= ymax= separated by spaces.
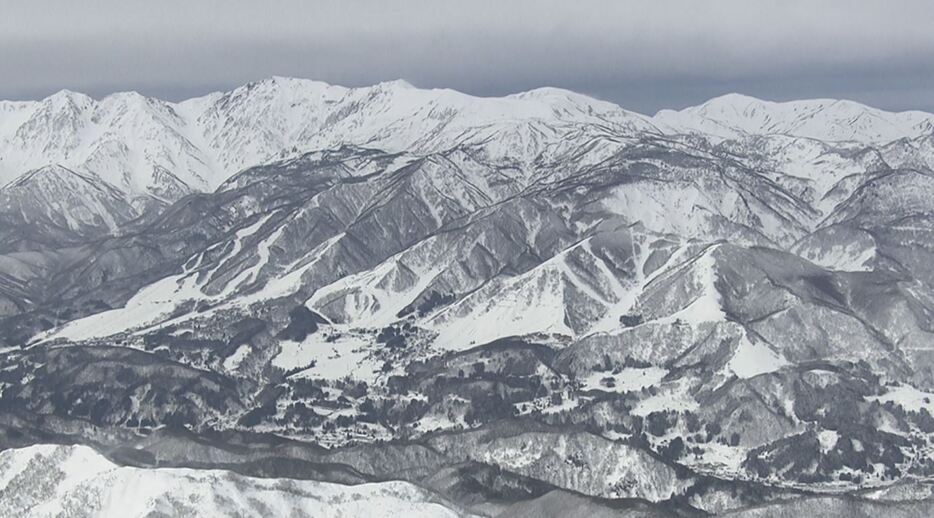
xmin=3 ymin=0 xmax=934 ymax=113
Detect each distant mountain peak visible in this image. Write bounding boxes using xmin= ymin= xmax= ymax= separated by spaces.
xmin=656 ymin=92 xmax=934 ymax=143
xmin=374 ymin=78 xmax=416 ymax=90
xmin=43 ymin=88 xmax=93 ymax=104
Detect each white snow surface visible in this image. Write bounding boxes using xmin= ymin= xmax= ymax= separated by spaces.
xmin=581 ymin=367 xmax=669 ymax=393
xmin=631 ymin=379 xmax=700 ymax=416
xmin=726 ymin=336 xmax=790 ymax=379
xmin=798 ymin=241 xmax=877 ymax=272
xmin=272 ymin=328 xmax=383 ymax=382
xmin=222 ymin=343 xmax=252 ymax=372
xmin=868 ymin=385 xmax=934 ymax=413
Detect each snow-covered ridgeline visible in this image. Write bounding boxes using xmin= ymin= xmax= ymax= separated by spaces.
xmin=0 ymin=444 xmax=471 ymax=518
xmin=0 ymin=77 xmax=657 ymax=199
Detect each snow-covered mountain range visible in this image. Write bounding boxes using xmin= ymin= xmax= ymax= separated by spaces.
xmin=3 ymin=77 xmax=933 ymax=203
xmin=2 ymin=78 xmax=934 ymax=516
xmin=0 ymin=78 xmax=656 ymax=202
xmin=655 ymin=92 xmax=934 ymax=143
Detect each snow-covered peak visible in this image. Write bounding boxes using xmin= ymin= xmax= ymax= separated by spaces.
xmin=373 ymin=78 xmax=417 ymax=90
xmin=505 ymin=86 xmax=646 ymax=125
xmin=2 ymin=164 xmax=120 ymax=203
xmin=210 ymin=76 xmax=349 ymax=108
xmin=508 ymin=86 xmax=618 ymax=109
xmin=6 ymin=163 xmax=83 ymax=186
xmin=42 ymin=88 xmax=95 ymax=109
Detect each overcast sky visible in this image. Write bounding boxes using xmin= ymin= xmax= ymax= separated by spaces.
xmin=3 ymin=0 xmax=933 ymax=114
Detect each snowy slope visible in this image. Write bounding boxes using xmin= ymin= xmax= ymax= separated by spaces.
xmin=0 ymin=444 xmax=472 ymax=518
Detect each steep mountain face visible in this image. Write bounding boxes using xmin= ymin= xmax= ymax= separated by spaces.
xmin=2 ymin=80 xmax=934 ymax=516
xmin=0 ymin=165 xmax=138 ymax=249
